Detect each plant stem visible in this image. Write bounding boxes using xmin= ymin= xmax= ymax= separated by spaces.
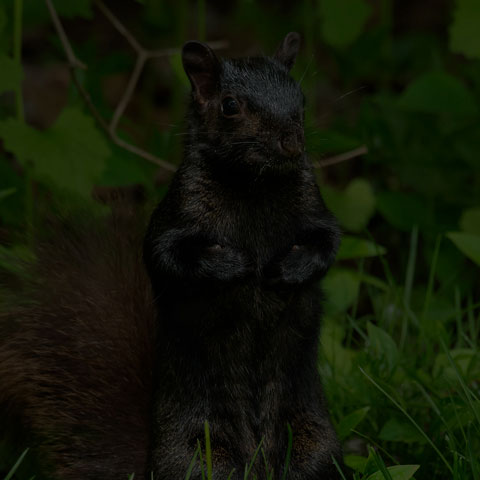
xmin=13 ymin=0 xmax=34 ymax=241
xmin=13 ymin=0 xmax=24 ymax=122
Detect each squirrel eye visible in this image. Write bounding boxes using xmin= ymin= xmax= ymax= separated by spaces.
xmin=221 ymin=97 xmax=240 ymax=117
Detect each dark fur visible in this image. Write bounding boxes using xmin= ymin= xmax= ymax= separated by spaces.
xmin=144 ymin=34 xmax=342 ymax=478
xmin=0 ymin=34 xmax=342 ymax=479
xmin=0 ymin=206 xmax=155 ymax=479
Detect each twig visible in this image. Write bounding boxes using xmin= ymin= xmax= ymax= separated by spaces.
xmin=110 ymin=51 xmax=147 ymax=133
xmin=44 ymin=0 xmax=86 ymax=70
xmin=46 ymin=0 xmax=229 ymax=173
xmin=314 ymin=145 xmax=368 ymax=168
xmin=95 ymin=0 xmax=143 ymax=53
xmin=44 ymin=0 xmax=178 ymax=172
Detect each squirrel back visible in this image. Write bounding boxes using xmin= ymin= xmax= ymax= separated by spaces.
xmin=0 ymin=196 xmax=155 ymax=479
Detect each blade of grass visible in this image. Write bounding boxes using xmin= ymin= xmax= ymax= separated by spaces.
xmin=185 ymin=445 xmax=200 ymax=480
xmin=359 ymin=367 xmax=454 ymax=474
xmin=467 ymin=293 xmax=479 ymax=342
xmin=280 ymin=423 xmax=293 ymax=480
xmin=454 ymin=287 xmax=464 ymax=348
xmin=4 ymin=449 xmax=29 ymax=480
xmin=441 ymin=340 xmax=480 ymax=424
xmin=467 ymin=426 xmax=480 ymax=480
xmin=350 ymin=429 xmax=398 ymax=465
xmin=422 ymin=234 xmax=442 ymax=320
xmin=368 ymin=446 xmax=393 ymax=480
xmin=226 ymin=468 xmax=237 ymax=480
xmin=400 ymin=226 xmax=418 ymax=350
xmin=197 ymin=439 xmax=206 ymax=480
xmin=244 ymin=438 xmax=264 ymax=479
xmin=332 ymin=455 xmax=348 ymax=480
xmin=204 ymin=421 xmax=213 ymax=480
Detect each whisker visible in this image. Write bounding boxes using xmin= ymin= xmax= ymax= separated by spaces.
xmin=331 ymin=86 xmax=366 ymax=104
xmin=298 ymin=54 xmax=315 ymax=86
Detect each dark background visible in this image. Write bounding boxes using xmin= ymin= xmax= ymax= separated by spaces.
xmin=0 ymin=0 xmax=479 ymax=478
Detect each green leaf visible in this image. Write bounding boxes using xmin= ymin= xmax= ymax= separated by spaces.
xmin=367 ymin=465 xmax=419 ymax=480
xmin=344 ymin=455 xmax=368 ymax=473
xmin=376 ymin=191 xmax=431 ymax=232
xmin=379 ymin=418 xmax=426 ymax=444
xmin=460 ymin=207 xmax=480 ymax=235
xmin=0 ymin=108 xmax=110 ymax=197
xmin=337 ymin=407 xmax=370 ymax=441
xmin=323 ymin=178 xmax=375 ymax=232
xmin=320 ymin=0 xmax=371 ymax=48
xmin=447 ymin=232 xmax=480 ymax=266
xmin=3 ymin=448 xmax=30 ymax=480
xmin=367 ymin=322 xmax=399 ymax=374
xmin=398 ymin=71 xmax=478 ymax=116
xmin=323 ymin=269 xmax=360 ymax=313
xmin=337 ymin=235 xmax=386 ymax=260
xmin=0 ymin=54 xmax=22 ymax=95
xmin=449 ymin=0 xmax=480 ymax=59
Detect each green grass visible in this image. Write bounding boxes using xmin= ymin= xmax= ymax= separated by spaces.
xmin=320 ymin=230 xmax=480 ymax=480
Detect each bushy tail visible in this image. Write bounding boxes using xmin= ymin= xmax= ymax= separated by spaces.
xmin=0 ymin=203 xmax=155 ymax=479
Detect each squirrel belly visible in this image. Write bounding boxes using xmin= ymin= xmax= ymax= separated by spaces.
xmin=1 ymin=33 xmax=343 ymax=480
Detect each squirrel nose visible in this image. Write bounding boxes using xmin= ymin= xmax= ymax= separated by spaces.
xmin=279 ymin=131 xmax=304 ymax=157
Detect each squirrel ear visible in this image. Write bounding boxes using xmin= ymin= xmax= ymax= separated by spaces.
xmin=274 ymin=32 xmax=301 ymax=71
xmin=182 ymin=41 xmax=221 ymax=104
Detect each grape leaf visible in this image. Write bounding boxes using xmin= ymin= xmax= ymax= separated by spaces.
xmin=323 ymin=178 xmax=376 ymax=232
xmin=323 ymin=269 xmax=360 ymax=313
xmin=460 ymin=207 xmax=480 ymax=235
xmin=447 ymin=232 xmax=480 ymax=266
xmin=367 ymin=465 xmax=419 ymax=480
xmin=449 ymin=0 xmax=480 ymax=59
xmin=0 ymin=108 xmax=110 ymax=197
xmin=338 ymin=407 xmax=370 ymax=441
xmin=398 ymin=71 xmax=478 ymax=116
xmin=379 ymin=418 xmax=426 ymax=443
xmin=337 ymin=235 xmax=386 ymax=260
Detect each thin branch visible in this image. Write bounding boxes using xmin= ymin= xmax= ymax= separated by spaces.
xmin=44 ymin=0 xmax=86 ymax=70
xmin=113 ymin=135 xmax=176 ymax=169
xmin=110 ymin=51 xmax=147 ymax=133
xmin=71 ymin=72 xmax=175 ymax=170
xmin=315 ymin=145 xmax=368 ymax=168
xmin=71 ymin=72 xmax=110 ymax=131
xmin=44 ymin=0 xmax=176 ymax=171
xmin=95 ymin=0 xmax=143 ymax=53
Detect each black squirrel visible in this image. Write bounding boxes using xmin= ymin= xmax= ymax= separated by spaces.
xmin=0 ymin=33 xmax=342 ymax=479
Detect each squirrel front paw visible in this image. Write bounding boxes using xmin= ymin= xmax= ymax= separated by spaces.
xmin=195 ymin=244 xmax=253 ymax=281
xmin=264 ymin=244 xmax=331 ymax=286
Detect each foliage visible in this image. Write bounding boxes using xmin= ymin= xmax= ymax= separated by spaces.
xmin=0 ymin=0 xmax=479 ymax=479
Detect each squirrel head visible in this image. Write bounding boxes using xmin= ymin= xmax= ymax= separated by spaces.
xmin=182 ymin=33 xmax=306 ymax=174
